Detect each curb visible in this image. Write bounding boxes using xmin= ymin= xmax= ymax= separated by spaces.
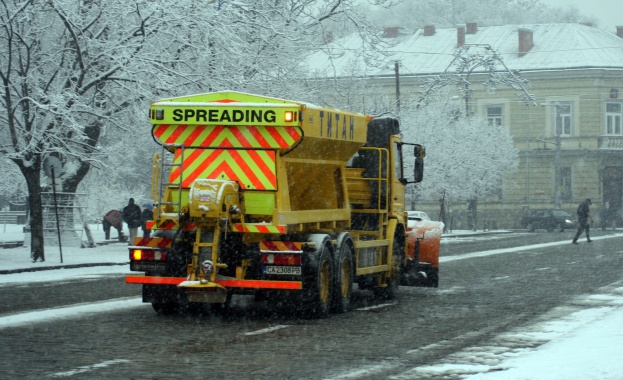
xmin=0 ymin=262 xmax=129 ymax=275
xmin=442 ymin=230 xmax=515 ymax=239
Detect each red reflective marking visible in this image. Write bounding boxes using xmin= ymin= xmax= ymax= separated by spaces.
xmin=218 ymin=137 xmax=235 ymax=148
xmin=184 ymin=125 xmax=206 ymax=146
xmin=284 ymin=241 xmax=301 ymax=251
xmin=126 ymin=276 xmax=183 ymax=285
xmin=158 ymin=221 xmax=177 ymax=230
xmin=168 ymin=149 xmax=184 ymax=182
xmin=227 ymin=150 xmax=265 ymax=189
xmin=256 ymin=225 xmax=271 ymax=233
xmin=262 ymin=241 xmax=279 ymax=251
xmin=207 ymin=160 xmax=239 ymax=183
xmin=165 ymin=125 xmax=188 ymax=144
xmin=153 ymin=124 xmax=170 ymax=138
xmin=247 ymin=126 xmax=271 ymax=148
xmin=285 ymin=127 xmax=302 ymax=141
xmin=198 ymin=125 xmax=226 ymax=146
xmin=265 ymin=126 xmax=289 ymax=148
xmin=245 ymin=150 xmax=276 ymax=188
xmin=229 ymin=126 xmax=253 ymax=147
xmin=216 ymin=279 xmax=302 ymax=290
xmin=126 ymin=276 xmax=302 ymax=290
xmin=180 ymin=149 xmax=221 ymax=186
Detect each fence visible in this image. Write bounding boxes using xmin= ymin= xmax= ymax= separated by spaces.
xmin=0 ymin=210 xmax=28 ymax=224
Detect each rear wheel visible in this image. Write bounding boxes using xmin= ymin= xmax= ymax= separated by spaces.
xmin=152 ymin=301 xmax=179 ymax=315
xmin=303 ymin=236 xmax=333 ymax=318
xmin=332 ymin=234 xmax=354 ymax=313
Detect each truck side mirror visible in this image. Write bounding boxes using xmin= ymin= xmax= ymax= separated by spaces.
xmin=414 ymin=157 xmax=424 ymax=183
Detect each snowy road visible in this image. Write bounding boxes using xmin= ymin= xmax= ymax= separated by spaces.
xmin=1 ymin=231 xmax=622 ymax=379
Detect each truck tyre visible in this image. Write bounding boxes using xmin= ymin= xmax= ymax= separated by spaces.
xmin=332 ymin=233 xmax=354 ymax=313
xmin=303 ymin=235 xmax=334 ymax=318
xmin=152 ymin=301 xmax=179 ymax=315
xmin=374 ymin=238 xmax=402 ymax=299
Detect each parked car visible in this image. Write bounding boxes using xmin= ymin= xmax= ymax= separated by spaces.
xmin=521 ymin=209 xmax=578 ymax=232
xmin=407 ymin=211 xmax=431 ymax=229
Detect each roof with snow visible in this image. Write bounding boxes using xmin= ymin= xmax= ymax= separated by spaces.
xmin=302 ymin=23 xmax=623 ymax=78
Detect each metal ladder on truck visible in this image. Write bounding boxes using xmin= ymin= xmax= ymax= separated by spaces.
xmin=153 ymin=144 xmax=185 ymax=224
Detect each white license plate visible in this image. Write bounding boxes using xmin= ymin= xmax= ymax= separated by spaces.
xmin=264 ymin=266 xmax=301 ymax=275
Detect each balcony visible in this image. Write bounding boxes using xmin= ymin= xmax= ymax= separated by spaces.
xmin=598 ymin=136 xmax=623 ymax=150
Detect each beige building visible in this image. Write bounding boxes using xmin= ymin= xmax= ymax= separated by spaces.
xmin=304 ymin=23 xmax=623 ymax=228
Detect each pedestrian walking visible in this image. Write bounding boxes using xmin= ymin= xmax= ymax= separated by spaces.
xmin=141 ymin=203 xmax=153 ymax=238
xmin=102 ymin=209 xmax=125 ymax=241
xmin=122 ymin=198 xmax=142 ymax=245
xmin=572 ymin=198 xmax=594 ymax=244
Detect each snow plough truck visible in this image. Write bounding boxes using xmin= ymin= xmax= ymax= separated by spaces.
xmin=125 ymin=91 xmax=442 ymax=317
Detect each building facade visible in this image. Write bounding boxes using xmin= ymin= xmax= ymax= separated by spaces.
xmin=304 ymin=23 xmax=623 ymax=228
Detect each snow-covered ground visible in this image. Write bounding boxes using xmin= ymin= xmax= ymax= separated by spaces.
xmin=1 ymin=223 xmax=622 ymax=379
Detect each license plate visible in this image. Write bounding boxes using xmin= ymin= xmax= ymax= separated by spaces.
xmin=264 ymin=266 xmax=301 ymax=275
xmin=131 ymin=262 xmax=167 ymax=272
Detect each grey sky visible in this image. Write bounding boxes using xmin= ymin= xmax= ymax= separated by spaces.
xmin=539 ymin=0 xmax=623 ymax=31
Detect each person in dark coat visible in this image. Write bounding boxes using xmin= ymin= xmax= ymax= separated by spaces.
xmin=122 ymin=198 xmax=142 ymax=245
xmin=102 ymin=210 xmax=125 ymax=241
xmin=141 ymin=204 xmax=153 ymax=238
xmin=572 ymin=198 xmax=594 ymax=244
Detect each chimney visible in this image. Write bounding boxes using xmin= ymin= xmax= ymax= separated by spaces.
xmin=423 ymin=25 xmax=435 ymax=36
xmin=383 ymin=27 xmax=400 ymax=38
xmin=457 ymin=24 xmax=466 ymax=46
xmin=466 ymin=22 xmax=478 ymax=34
xmin=617 ymin=26 xmax=623 ymax=38
xmin=323 ymin=31 xmax=334 ymax=45
xmin=518 ymin=28 xmax=534 ymax=56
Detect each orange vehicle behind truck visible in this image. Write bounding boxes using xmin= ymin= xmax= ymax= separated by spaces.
xmin=126 ymin=91 xmax=441 ymax=317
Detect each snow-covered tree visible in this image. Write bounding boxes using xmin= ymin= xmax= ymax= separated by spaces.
xmin=401 ymin=93 xmax=519 ymax=228
xmin=1 ymin=0 xmax=392 ymax=260
xmin=407 ymin=44 xmax=531 ymax=229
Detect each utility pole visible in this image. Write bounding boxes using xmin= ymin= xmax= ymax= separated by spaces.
xmin=394 ymin=61 xmax=401 ymax=115
xmin=538 ymin=102 xmax=562 ymax=208
xmin=554 ymin=110 xmax=562 ymax=209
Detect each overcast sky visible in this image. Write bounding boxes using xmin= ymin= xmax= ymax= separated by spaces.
xmin=540 ymin=0 xmax=623 ymax=31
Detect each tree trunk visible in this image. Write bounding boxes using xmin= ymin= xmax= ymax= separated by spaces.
xmin=20 ymin=161 xmax=45 ymax=262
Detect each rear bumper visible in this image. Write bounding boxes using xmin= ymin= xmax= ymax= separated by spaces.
xmin=126 ymin=275 xmax=302 ymax=290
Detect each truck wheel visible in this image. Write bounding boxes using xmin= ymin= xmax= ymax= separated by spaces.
xmin=303 ymin=237 xmax=333 ymax=318
xmin=152 ymin=301 xmax=179 ymax=315
xmin=332 ymin=234 xmax=354 ymax=313
xmin=374 ymin=239 xmax=402 ymax=300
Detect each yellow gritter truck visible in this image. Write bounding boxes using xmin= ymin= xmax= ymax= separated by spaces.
xmin=126 ymin=91 xmax=441 ymax=317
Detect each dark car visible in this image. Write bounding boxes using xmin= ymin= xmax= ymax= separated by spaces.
xmin=521 ymin=209 xmax=578 ymax=232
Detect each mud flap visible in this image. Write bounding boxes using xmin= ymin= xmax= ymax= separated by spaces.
xmin=178 ymin=280 xmax=228 ymax=303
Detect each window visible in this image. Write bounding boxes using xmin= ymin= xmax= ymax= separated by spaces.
xmin=487 ymin=106 xmax=503 ymax=127
xmin=605 ymin=103 xmax=622 ymax=135
xmin=555 ymin=102 xmax=572 ymax=136
xmin=561 ymin=167 xmax=572 ymax=200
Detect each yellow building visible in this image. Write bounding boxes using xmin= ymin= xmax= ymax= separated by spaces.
xmin=304 ymin=23 xmax=623 ymax=228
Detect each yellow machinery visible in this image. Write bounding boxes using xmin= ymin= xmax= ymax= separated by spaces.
xmin=126 ymin=91 xmax=438 ymax=317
